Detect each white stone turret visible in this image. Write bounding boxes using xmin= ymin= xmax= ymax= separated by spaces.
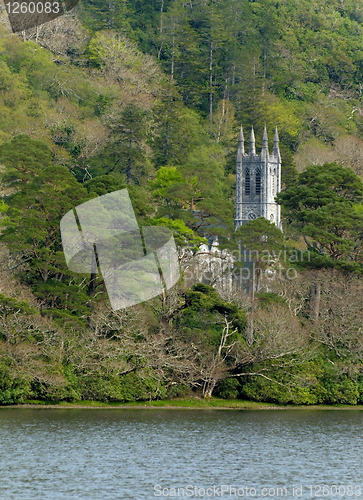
xmin=248 ymin=126 xmax=256 ymax=156
xmin=234 ymin=126 xmax=282 ymax=231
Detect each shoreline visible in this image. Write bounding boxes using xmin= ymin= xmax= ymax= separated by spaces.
xmin=1 ymin=398 xmax=363 ymax=410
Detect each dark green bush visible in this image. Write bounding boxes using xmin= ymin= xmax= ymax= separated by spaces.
xmin=215 ymin=378 xmax=241 ymax=399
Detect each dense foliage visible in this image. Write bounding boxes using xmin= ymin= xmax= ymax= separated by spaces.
xmin=1 ymin=0 xmax=363 ymax=405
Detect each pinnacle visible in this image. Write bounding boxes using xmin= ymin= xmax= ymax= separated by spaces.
xmin=262 ymin=125 xmax=268 ymax=145
xmin=237 ymin=125 xmax=245 ymax=156
xmin=249 ymin=126 xmax=256 ymax=155
xmin=250 ymin=126 xmax=255 ymax=143
xmin=238 ymin=125 xmax=244 ymax=143
xmin=274 ymin=126 xmax=279 ymax=143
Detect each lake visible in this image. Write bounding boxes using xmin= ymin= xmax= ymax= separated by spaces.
xmin=0 ymin=409 xmax=362 ymax=499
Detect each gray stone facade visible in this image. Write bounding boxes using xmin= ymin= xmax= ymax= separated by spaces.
xmin=234 ymin=126 xmax=282 ymax=230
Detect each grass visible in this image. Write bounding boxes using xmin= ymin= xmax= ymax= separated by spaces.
xmin=2 ymin=397 xmax=363 ymax=410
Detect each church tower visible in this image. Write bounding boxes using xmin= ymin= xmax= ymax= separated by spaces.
xmin=234 ymin=126 xmax=282 ymax=230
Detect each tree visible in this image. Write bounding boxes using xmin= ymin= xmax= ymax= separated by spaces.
xmin=233 ymin=217 xmax=284 ymax=344
xmin=0 ymin=136 xmax=92 ymax=322
xmin=208 ymin=99 xmax=237 ymax=155
xmin=151 ymin=142 xmax=234 ymax=240
xmin=80 ymin=0 xmax=131 ymax=33
xmin=234 ymin=217 xmax=284 ymax=288
xmin=277 ymin=162 xmax=363 ymax=263
xmin=307 ymin=269 xmax=363 ymax=362
xmin=153 ymin=100 xmax=214 ymax=167
xmin=0 ymin=134 xmax=53 ymax=186
xmin=87 ymin=31 xmax=162 ymax=100
xmin=174 ymin=283 xmax=246 ymax=397
xmin=200 ymin=316 xmax=239 ymax=398
xmin=106 ymin=103 xmax=154 ymax=185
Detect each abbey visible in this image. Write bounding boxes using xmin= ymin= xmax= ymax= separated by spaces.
xmin=234 ymin=126 xmax=282 ymax=230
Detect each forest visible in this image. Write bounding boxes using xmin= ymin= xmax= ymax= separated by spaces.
xmin=1 ymin=0 xmax=363 ymax=405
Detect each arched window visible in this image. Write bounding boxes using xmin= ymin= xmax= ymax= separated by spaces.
xmin=255 ymin=169 xmax=261 ymax=194
xmin=245 ymin=168 xmax=250 ymax=195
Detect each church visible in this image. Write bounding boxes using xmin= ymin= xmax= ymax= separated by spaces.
xmin=234 ymin=126 xmax=282 ymax=230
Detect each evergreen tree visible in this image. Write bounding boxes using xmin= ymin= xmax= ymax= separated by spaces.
xmin=0 ymin=136 xmax=92 ymax=323
xmin=277 ymin=163 xmax=363 ymax=264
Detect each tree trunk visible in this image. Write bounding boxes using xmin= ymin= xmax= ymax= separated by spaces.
xmin=159 ymin=0 xmax=164 ymax=33
xmin=171 ymin=24 xmax=175 ymax=81
xmin=209 ymin=40 xmax=213 ymax=124
xmin=203 ymin=380 xmax=216 ymax=398
xmin=310 ymin=281 xmax=321 ymax=321
xmin=262 ymin=39 xmax=267 ymax=94
xmin=88 ymin=272 xmax=97 ymax=297
xmin=126 ymin=139 xmax=132 ymax=184
xmin=163 ymin=121 xmax=169 ymax=162
xmin=247 ymin=262 xmax=256 ymax=345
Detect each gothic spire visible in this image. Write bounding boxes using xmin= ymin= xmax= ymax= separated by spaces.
xmin=237 ymin=125 xmax=244 ymax=159
xmin=273 ymin=126 xmax=280 ymax=156
xmin=262 ymin=125 xmax=268 ymax=149
xmin=249 ymin=126 xmax=256 ymax=155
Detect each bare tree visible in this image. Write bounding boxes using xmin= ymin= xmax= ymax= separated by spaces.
xmin=308 ymin=270 xmax=363 ymax=360
xmin=334 ymin=135 xmax=363 ymax=176
xmin=199 ymin=317 xmax=238 ymax=398
xmin=21 ymin=13 xmax=90 ymax=61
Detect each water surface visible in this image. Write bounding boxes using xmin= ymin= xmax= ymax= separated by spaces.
xmin=0 ymin=409 xmax=362 ymax=499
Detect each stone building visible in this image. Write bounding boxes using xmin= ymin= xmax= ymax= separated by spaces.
xmin=234 ymin=126 xmax=282 ymax=230
xmin=185 ymin=126 xmax=282 ymax=294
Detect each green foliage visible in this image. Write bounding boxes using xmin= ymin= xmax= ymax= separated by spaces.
xmin=0 ymin=30 xmax=112 ymax=162
xmin=149 ymin=166 xmax=185 ymax=199
xmin=85 ymin=175 xmax=125 ymax=196
xmin=151 ymin=141 xmax=234 ymax=239
xmin=239 ymin=357 xmax=363 ymax=405
xmin=79 ymin=372 xmax=166 ymax=402
xmin=0 ymin=363 xmax=31 ymax=404
xmin=178 ymin=283 xmax=246 ymax=346
xmin=234 ymin=218 xmax=284 ymax=256
xmin=0 ymin=136 xmax=94 ymax=321
xmin=277 ymin=163 xmax=363 ymax=264
xmin=215 ymin=378 xmax=241 ymax=399
xmin=255 ymin=292 xmax=286 ymax=309
xmin=106 ymin=103 xmax=154 ymax=185
xmin=0 ymin=294 xmax=38 ymax=324
xmin=85 ymin=175 xmax=154 ymax=223
xmin=78 ymin=0 xmax=363 ymax=151
xmin=0 ymin=134 xmax=52 ymax=185
xmin=149 ymin=217 xmax=206 ymax=249
xmin=166 ymin=384 xmax=191 ymax=399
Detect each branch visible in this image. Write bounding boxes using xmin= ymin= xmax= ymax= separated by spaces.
xmin=9 ymin=257 xmax=32 ymax=270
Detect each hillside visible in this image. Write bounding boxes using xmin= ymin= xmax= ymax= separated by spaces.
xmin=0 ymin=0 xmax=363 ymax=405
